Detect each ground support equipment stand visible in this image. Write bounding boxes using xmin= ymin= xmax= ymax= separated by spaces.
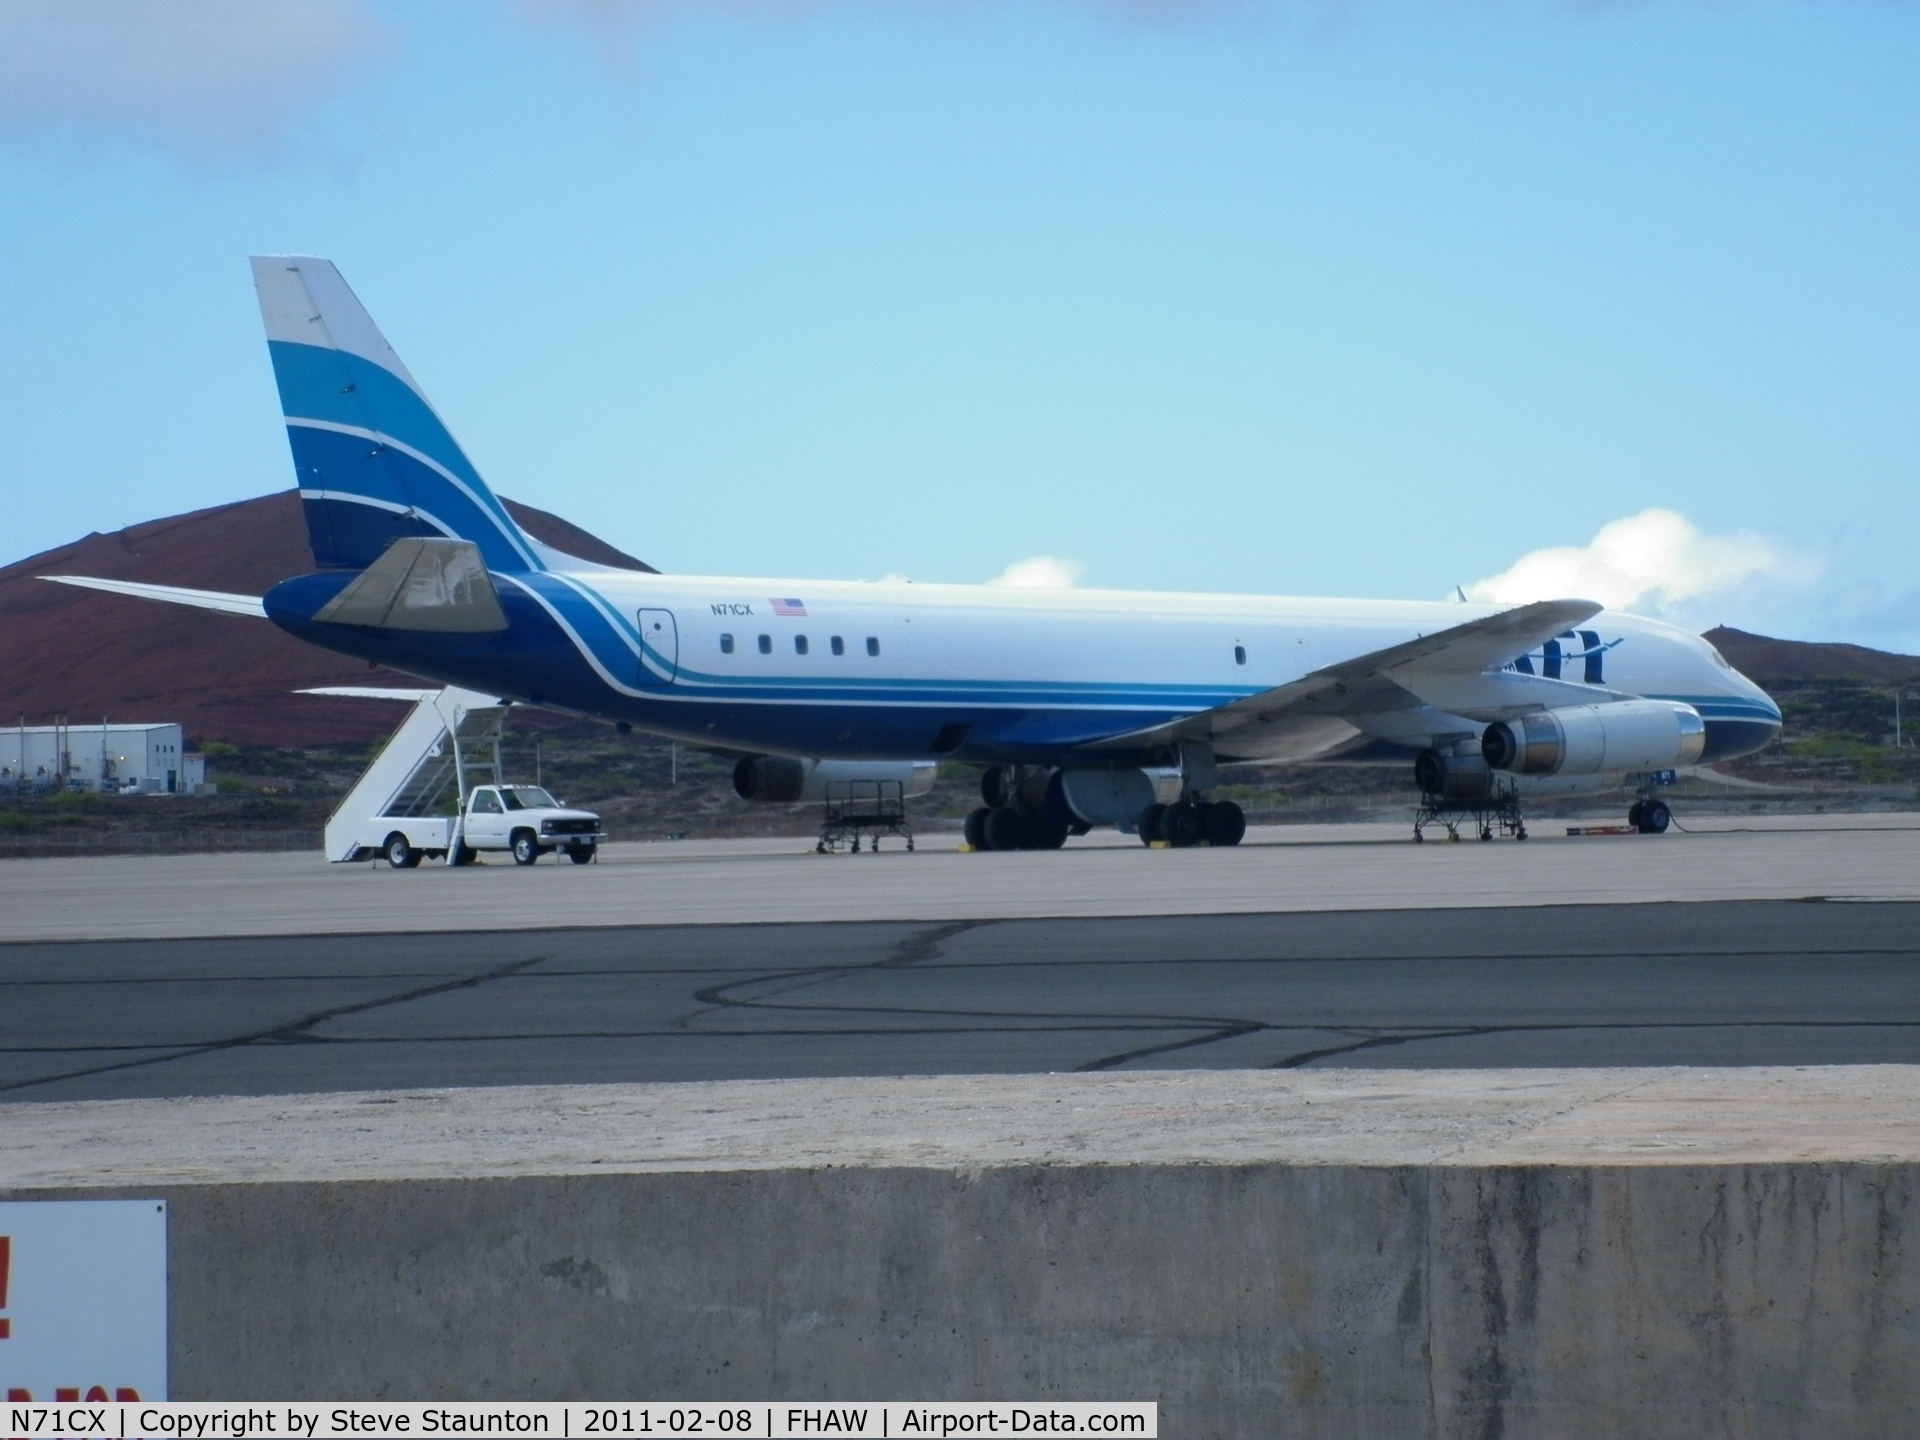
xmin=1413 ymin=791 xmax=1529 ymax=843
xmin=817 ymin=779 xmax=915 ymax=854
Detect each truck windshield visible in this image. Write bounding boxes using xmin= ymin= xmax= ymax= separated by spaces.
xmin=499 ymin=787 xmax=558 ymax=810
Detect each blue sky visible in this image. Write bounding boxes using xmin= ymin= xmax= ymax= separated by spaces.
xmin=2 ymin=1 xmax=1917 ymax=647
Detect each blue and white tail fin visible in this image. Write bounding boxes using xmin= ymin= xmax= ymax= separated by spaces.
xmin=250 ymin=256 xmax=544 ymax=574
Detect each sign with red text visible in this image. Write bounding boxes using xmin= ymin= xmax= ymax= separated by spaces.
xmin=0 ymin=1201 xmax=166 ymax=1403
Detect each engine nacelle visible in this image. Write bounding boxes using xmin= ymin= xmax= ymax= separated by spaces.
xmin=1413 ymin=748 xmax=1496 ymax=801
xmin=1481 ymin=700 xmax=1706 ymax=777
xmin=732 ymin=756 xmax=938 ymax=804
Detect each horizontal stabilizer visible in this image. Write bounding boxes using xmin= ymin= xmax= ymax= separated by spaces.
xmin=40 ymin=574 xmax=266 ymax=617
xmin=297 ymin=687 xmax=443 ymax=702
xmin=312 ymin=537 xmax=508 ymax=633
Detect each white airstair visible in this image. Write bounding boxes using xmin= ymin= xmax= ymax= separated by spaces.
xmin=304 ymin=686 xmax=509 ymax=862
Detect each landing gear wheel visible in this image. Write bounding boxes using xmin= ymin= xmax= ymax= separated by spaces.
xmin=511 ymin=831 xmax=541 ymax=866
xmin=1022 ymin=812 xmax=1070 ymax=850
xmin=1516 ymin=826 xmax=1529 ymax=841
xmin=964 ymin=807 xmax=991 ymax=850
xmin=1160 ymin=801 xmax=1203 ymax=848
xmin=1627 ymin=801 xmax=1645 ymax=829
xmin=980 ymin=767 xmax=1010 ymax=809
xmin=1137 ymin=803 xmax=1167 ymax=847
xmin=1638 ymin=799 xmax=1671 ymax=835
xmin=1204 ymin=800 xmax=1246 ymax=847
xmin=983 ymin=806 xmax=1025 ymax=852
xmin=565 ymin=844 xmax=595 ymax=865
xmin=384 ymin=833 xmax=419 ymax=869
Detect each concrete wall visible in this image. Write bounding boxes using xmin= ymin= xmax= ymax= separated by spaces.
xmin=11 ymin=1071 xmax=1920 ymax=1435
xmin=14 ymin=1160 xmax=1912 ymax=1437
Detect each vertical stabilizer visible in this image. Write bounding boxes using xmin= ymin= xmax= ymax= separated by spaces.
xmin=251 ymin=256 xmax=542 ymax=573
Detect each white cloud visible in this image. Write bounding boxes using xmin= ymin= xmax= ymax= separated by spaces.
xmin=989 ymin=555 xmax=1084 ymax=588
xmin=1465 ymin=509 xmax=1789 ymax=616
xmin=0 ymin=0 xmax=390 ymax=166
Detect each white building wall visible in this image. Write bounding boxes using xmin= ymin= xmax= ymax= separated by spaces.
xmin=0 ymin=723 xmax=196 ymax=793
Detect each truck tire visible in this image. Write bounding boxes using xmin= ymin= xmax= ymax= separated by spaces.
xmin=565 ymin=844 xmax=595 ymax=865
xmin=384 ymin=833 xmax=420 ymax=869
xmin=510 ymin=830 xmax=541 ymax=866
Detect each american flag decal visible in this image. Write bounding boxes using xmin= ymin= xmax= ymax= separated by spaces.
xmin=771 ymin=598 xmax=807 ymax=617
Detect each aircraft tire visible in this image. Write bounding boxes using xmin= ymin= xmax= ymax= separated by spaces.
xmin=1022 ymin=812 xmax=1070 ymax=850
xmin=1639 ymin=799 xmax=1671 ymax=834
xmin=1627 ymin=801 xmax=1644 ymax=829
xmin=1161 ymin=801 xmax=1203 ymax=848
xmin=450 ymin=841 xmax=477 ymax=867
xmin=510 ymin=830 xmax=541 ymax=866
xmin=1205 ymin=799 xmax=1247 ymax=847
xmin=565 ymin=844 xmax=595 ymax=865
xmin=1137 ymin=803 xmax=1167 ymax=846
xmin=964 ymin=807 xmax=991 ymax=850
xmin=384 ymin=833 xmax=419 ymax=869
xmin=982 ymin=806 xmax=1025 ymax=852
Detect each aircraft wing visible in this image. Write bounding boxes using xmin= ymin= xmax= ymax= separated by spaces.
xmin=40 ymin=574 xmax=266 ymax=617
xmin=1090 ymin=598 xmax=1606 ymax=761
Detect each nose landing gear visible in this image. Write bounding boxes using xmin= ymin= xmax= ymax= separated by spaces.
xmin=1627 ymin=797 xmax=1672 ymax=834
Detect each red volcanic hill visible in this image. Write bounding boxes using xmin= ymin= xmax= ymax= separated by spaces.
xmin=0 ymin=491 xmax=654 ymax=746
xmin=1705 ymin=627 xmax=1920 ymax=685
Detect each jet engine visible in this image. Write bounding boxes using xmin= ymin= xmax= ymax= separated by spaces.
xmin=1413 ymin=748 xmax=1496 ymax=801
xmin=732 ymin=756 xmax=937 ymax=804
xmin=1480 ymin=700 xmax=1706 ymax=777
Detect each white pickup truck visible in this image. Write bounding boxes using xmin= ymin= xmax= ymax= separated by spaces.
xmin=373 ymin=784 xmax=605 ymax=869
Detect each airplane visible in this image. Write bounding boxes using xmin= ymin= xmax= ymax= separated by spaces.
xmin=46 ymin=256 xmax=1783 ymax=850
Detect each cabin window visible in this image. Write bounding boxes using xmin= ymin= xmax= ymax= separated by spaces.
xmin=1234 ymin=645 xmax=1246 ymax=666
xmin=795 ymin=635 xmax=809 ymax=656
xmin=757 ymin=634 xmax=772 ymax=654
xmin=720 ymin=634 xmax=734 ymax=654
xmin=867 ymin=637 xmax=881 ymax=657
xmin=831 ymin=636 xmax=845 ymax=656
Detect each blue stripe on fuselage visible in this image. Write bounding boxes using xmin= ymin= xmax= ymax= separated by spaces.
xmin=262 ymin=570 xmax=1786 ymax=767
xmin=263 ymin=572 xmax=1198 ymax=760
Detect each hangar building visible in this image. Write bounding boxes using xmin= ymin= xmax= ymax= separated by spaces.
xmin=1 ymin=721 xmax=206 ymax=794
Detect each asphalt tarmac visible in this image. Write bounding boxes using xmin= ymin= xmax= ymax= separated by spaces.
xmin=7 ymin=899 xmax=1919 ymax=1102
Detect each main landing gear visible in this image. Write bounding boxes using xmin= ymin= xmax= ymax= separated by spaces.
xmin=963 ymin=765 xmax=1072 ymax=852
xmin=1135 ymin=799 xmax=1246 ymax=848
xmin=960 ymin=765 xmax=1246 ymax=852
xmin=964 ymin=805 xmax=1070 ymax=851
